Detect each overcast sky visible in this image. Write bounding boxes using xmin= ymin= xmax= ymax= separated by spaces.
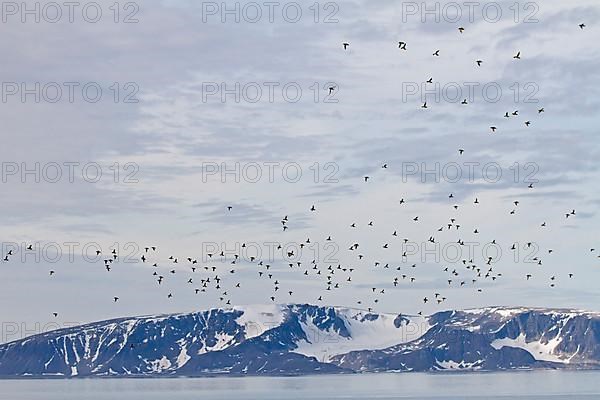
xmin=0 ymin=0 xmax=599 ymax=340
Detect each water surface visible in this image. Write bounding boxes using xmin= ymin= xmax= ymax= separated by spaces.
xmin=1 ymin=370 xmax=598 ymax=399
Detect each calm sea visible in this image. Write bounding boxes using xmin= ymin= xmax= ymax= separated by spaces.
xmin=1 ymin=370 xmax=598 ymax=399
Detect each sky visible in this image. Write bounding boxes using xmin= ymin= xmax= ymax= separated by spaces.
xmin=0 ymin=0 xmax=599 ymax=342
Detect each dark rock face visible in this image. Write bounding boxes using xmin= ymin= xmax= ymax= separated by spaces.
xmin=331 ymin=321 xmax=542 ymax=372
xmin=331 ymin=308 xmax=600 ymax=372
xmin=0 ymin=305 xmax=598 ymax=377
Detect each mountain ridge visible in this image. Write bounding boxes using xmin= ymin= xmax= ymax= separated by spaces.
xmin=1 ymin=304 xmax=599 ymax=377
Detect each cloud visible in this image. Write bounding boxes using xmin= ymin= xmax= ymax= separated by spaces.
xmin=1 ymin=0 xmax=599 ymax=330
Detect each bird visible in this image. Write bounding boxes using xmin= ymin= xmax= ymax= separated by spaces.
xmin=579 ymin=23 xmax=586 ymax=30
xmin=6 ymin=33 xmax=596 ymax=330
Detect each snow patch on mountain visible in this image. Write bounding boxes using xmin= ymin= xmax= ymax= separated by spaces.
xmin=234 ymin=304 xmax=286 ymax=339
xmin=176 ymin=345 xmax=191 ymax=368
xmin=491 ymin=334 xmax=567 ymax=363
xmin=436 ymin=359 xmax=484 ymax=370
xmin=150 ymin=356 xmax=172 ymax=372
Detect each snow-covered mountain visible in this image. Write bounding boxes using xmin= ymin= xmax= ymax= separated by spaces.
xmin=0 ymin=305 xmax=599 ymax=377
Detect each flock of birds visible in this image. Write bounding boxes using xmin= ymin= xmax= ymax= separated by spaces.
xmin=2 ymin=21 xmax=596 ymax=318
